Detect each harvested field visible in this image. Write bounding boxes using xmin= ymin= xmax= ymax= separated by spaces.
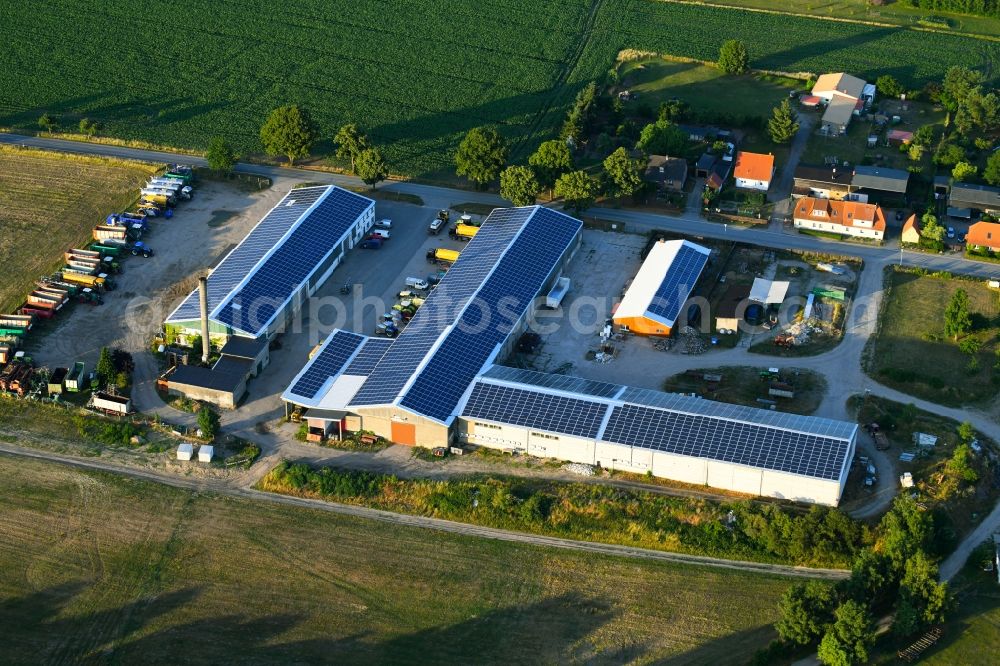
xmin=0 ymin=455 xmax=793 ymax=664
xmin=0 ymin=147 xmax=156 ymax=312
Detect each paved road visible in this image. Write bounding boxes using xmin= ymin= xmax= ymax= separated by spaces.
xmin=6 ymin=131 xmax=1000 ymax=576
xmin=0 ymin=442 xmax=848 ymax=580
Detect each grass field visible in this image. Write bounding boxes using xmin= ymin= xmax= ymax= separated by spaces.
xmin=868 ymin=268 xmax=1000 ymax=407
xmin=0 ymin=456 xmax=795 ymax=664
xmin=619 ymin=58 xmax=805 ymax=119
xmin=663 ymin=366 xmax=827 ymax=415
xmin=922 ymin=570 xmax=1000 ymax=664
xmin=0 ymin=1 xmax=994 ymax=177
xmin=0 ymin=147 xmax=156 ymax=313
xmin=674 ymin=0 xmax=1000 ymax=39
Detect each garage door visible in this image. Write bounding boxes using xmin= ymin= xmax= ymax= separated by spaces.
xmin=391 ymin=421 xmax=416 ymax=446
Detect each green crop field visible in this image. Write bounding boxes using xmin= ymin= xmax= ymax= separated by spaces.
xmin=1 ymin=0 xmax=995 ymax=177
xmin=0 ymin=147 xmax=155 ymax=313
xmin=0 ymin=456 xmax=794 ymax=664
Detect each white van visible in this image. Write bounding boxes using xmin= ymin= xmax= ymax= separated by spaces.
xmin=375 ymin=218 xmax=392 ymax=229
xmin=405 ymin=276 xmax=429 ymax=290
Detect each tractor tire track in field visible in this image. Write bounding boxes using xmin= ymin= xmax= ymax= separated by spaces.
xmin=514 ymin=0 xmax=607 ymax=159
xmin=0 ymin=443 xmax=849 ymax=581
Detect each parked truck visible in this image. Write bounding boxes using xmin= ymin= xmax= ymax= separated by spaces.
xmin=91 ymin=391 xmax=132 ymax=415
xmin=93 ymin=224 xmax=140 ymax=243
xmin=65 ymin=361 xmax=87 ymax=392
xmin=60 ymin=271 xmax=112 ymax=291
xmin=164 ymin=165 xmax=195 ymax=185
xmin=449 ymin=223 xmax=479 ymax=241
xmin=139 ymin=191 xmax=175 ymax=208
xmin=426 ymin=248 xmax=460 ymax=265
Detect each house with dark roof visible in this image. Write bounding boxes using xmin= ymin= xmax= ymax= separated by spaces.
xmin=644 ymin=155 xmax=688 ymax=193
xmin=851 ymin=166 xmax=909 ymax=202
xmin=793 ymin=164 xmax=858 ymax=200
xmin=950 ymin=183 xmax=1000 ymax=215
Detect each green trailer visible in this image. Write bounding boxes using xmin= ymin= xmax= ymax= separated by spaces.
xmin=89 ymin=242 xmax=124 ymax=257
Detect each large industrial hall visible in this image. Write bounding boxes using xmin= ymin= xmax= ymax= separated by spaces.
xmin=282 ymin=205 xmax=857 ymax=505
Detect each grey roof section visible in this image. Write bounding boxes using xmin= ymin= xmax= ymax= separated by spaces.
xmin=167 ymin=365 xmax=244 ymax=393
xmin=219 ymin=336 xmax=268 ymax=360
xmin=212 ymin=355 xmax=254 ymax=377
xmin=481 ymin=365 xmax=624 ymax=399
xmin=851 ymin=166 xmax=909 ymax=193
xmin=950 ymin=182 xmax=1000 ymax=208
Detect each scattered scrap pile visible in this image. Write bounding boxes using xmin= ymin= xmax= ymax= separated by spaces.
xmin=679 ymin=326 xmax=707 ymax=354
xmin=562 ymin=462 xmax=595 ymax=476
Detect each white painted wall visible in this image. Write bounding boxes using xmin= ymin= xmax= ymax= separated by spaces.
xmin=794 ymin=218 xmax=883 ymax=240
xmin=735 ymin=177 xmax=770 ymax=191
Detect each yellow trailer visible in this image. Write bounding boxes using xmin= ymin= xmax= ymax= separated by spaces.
xmin=450 ymin=223 xmax=479 ymax=241
xmin=60 ymin=271 xmax=107 ymax=289
xmin=426 ymin=248 xmax=461 ymax=265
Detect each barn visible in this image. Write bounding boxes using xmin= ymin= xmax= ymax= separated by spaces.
xmin=165 ymin=185 xmax=374 ymax=344
xmin=612 ymin=239 xmax=710 ymax=336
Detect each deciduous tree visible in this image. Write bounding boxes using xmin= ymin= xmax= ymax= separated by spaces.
xmin=952 ymin=161 xmax=978 ymax=181
xmin=944 ymin=289 xmax=972 ymax=340
xmin=355 ymin=147 xmax=388 ymax=189
xmin=776 ymin=581 xmax=836 ymax=646
xmin=602 ymin=147 xmax=644 ymax=198
xmin=260 ymin=105 xmax=317 ymax=166
xmin=636 ymin=119 xmax=689 ymax=156
xmin=554 ymin=170 xmax=597 ymax=215
xmin=500 ymin=165 xmax=541 ymax=206
xmin=206 ymin=136 xmax=237 ymax=173
xmin=455 ymin=126 xmax=508 ymax=188
xmin=817 ymin=601 xmax=875 ymax=666
xmin=334 ymin=123 xmax=368 ymax=172
xmin=529 ymin=139 xmax=573 ymax=195
xmin=985 ymin=150 xmax=1000 ymax=186
xmin=717 ymin=39 xmax=749 ymax=75
xmin=893 ymin=552 xmax=949 ymax=636
xmin=876 ymin=74 xmax=905 ymax=99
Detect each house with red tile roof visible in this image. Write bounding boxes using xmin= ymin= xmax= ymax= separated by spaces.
xmin=733 ymin=151 xmax=775 ymax=191
xmin=793 ymin=197 xmax=886 ymax=241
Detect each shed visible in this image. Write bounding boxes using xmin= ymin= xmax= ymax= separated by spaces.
xmin=164 ymin=364 xmax=248 ymax=410
xmin=695 ymin=153 xmax=717 ymax=179
xmin=714 ymin=283 xmax=752 ymax=332
xmin=198 ymin=445 xmax=214 ymax=462
xmin=177 ymin=443 xmax=194 ymax=461
xmin=950 ymin=182 xmax=1000 ymax=214
xmin=887 ymin=129 xmax=913 ymax=146
xmin=912 ymin=432 xmax=938 ymax=448
xmin=749 ymin=278 xmax=789 ymax=305
xmin=852 ymin=166 xmax=910 ymax=195
xmin=219 ymin=335 xmax=270 ymax=376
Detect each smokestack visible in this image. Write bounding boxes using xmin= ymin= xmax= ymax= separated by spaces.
xmin=198 ymin=275 xmax=210 ymax=364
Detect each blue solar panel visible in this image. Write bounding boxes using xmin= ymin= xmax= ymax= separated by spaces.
xmin=350 ymin=207 xmax=538 ymax=407
xmin=344 ymin=338 xmax=393 ymax=376
xmin=646 ymin=244 xmax=709 ymax=324
xmin=289 ymin=330 xmax=365 ymax=399
xmin=168 ymin=186 xmax=328 ymax=323
xmin=399 ymin=207 xmax=581 ymax=422
xmin=215 ymin=187 xmax=373 ymax=336
xmin=602 ymin=404 xmax=848 ymax=480
xmin=463 ymin=381 xmax=609 ymax=439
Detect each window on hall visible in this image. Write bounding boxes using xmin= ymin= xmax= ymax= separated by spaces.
xmin=531 ymin=432 xmax=559 ymax=440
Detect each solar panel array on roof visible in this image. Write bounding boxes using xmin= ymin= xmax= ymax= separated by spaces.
xmin=482 ymin=365 xmax=623 ymax=399
xmin=215 ymin=187 xmax=372 ymax=336
xmin=617 ymin=387 xmax=856 ymax=440
xmin=344 ymin=337 xmax=393 ymax=376
xmin=603 ymin=404 xmax=848 ymax=480
xmin=646 ymin=243 xmax=709 ymax=324
xmin=399 ymin=208 xmax=581 ymax=422
xmin=289 ymin=330 xmax=364 ymax=400
xmin=463 ymin=382 xmax=609 ymax=439
xmin=168 ymin=186 xmax=329 ymax=323
xmin=350 ymin=207 xmax=539 ymax=408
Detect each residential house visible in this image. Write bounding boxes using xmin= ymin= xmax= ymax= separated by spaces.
xmin=793 ymin=197 xmax=886 ymax=241
xmin=900 ymin=214 xmax=921 ymax=245
xmin=706 ymin=160 xmax=731 ymax=192
xmin=967 ymin=221 xmax=1000 ymax=252
xmin=950 ymin=182 xmax=1000 ymax=215
xmin=733 ymin=151 xmax=775 ymax=191
xmin=812 ymin=72 xmax=868 ymax=104
xmin=644 ymin=155 xmax=688 ymax=193
xmin=812 ymin=72 xmax=871 ymax=135
xmin=851 ymin=165 xmax=909 ymax=202
xmin=792 ymin=164 xmax=858 ymax=200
